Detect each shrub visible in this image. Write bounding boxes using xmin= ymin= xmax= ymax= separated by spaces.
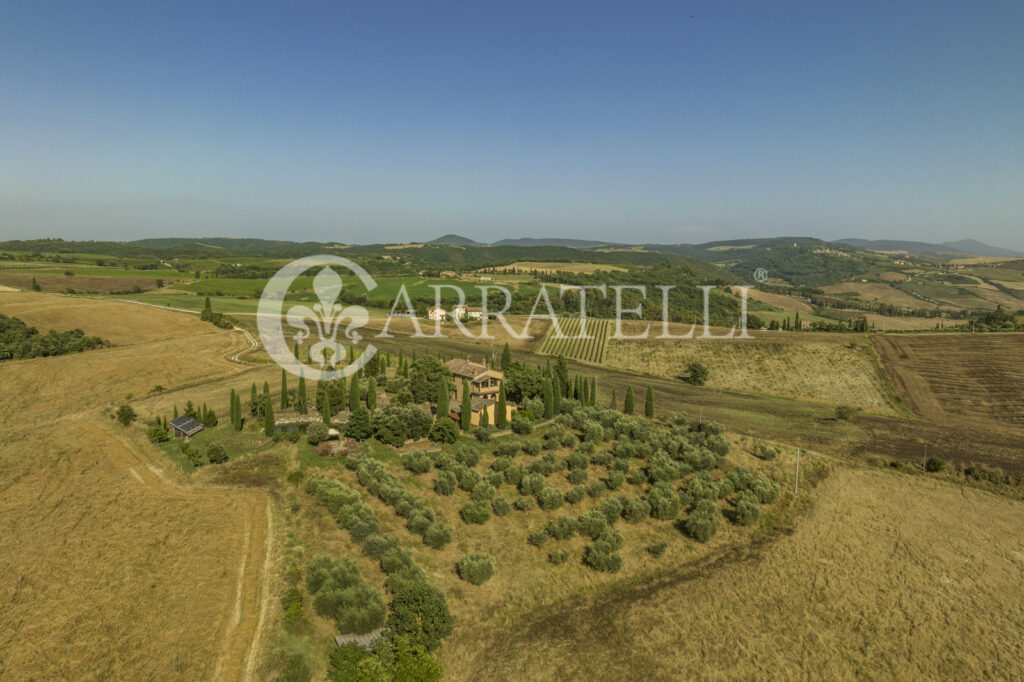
xmin=433 ymin=471 xmax=457 ymax=496
xmin=587 ymin=480 xmax=607 ymax=498
xmin=561 ymin=433 xmax=579 ymax=449
xmin=454 ymin=446 xmax=481 ymax=468
xmin=583 ymin=546 xmax=622 ymax=573
xmin=925 ymin=457 xmax=947 ymax=473
xmin=733 ymin=490 xmax=761 ymax=525
xmin=471 ymin=481 xmax=496 ymax=502
xmin=578 ymin=510 xmax=608 ymax=539
xmin=455 ymin=552 xmax=496 ymax=585
xmin=485 ymin=471 xmax=504 ymax=488
xmin=758 ymin=444 xmax=778 ymax=460
xmin=546 ymin=515 xmax=578 ymax=540
xmin=514 ymin=495 xmax=537 ymax=511
xmin=362 ymin=533 xmax=399 ymax=560
xmin=423 ymin=523 xmax=453 ymax=549
xmin=834 ymin=405 xmax=855 ymax=420
xmin=521 ymin=438 xmax=543 ymax=455
xmin=494 ymin=440 xmax=520 ymax=457
xmin=519 ymin=473 xmax=545 ymax=497
xmin=307 ymin=556 xmax=387 ymax=634
xmin=647 ymin=540 xmax=668 ymax=557
xmin=475 ymin=426 xmax=495 ymax=442
xmin=403 ymin=451 xmax=433 ymax=475
xmin=605 ymin=470 xmax=626 ymax=490
xmin=527 ymin=530 xmax=549 ymax=547
xmin=684 ymin=499 xmax=720 ymax=542
xmin=538 ymin=487 xmax=564 ymax=510
xmin=599 ymin=497 xmax=624 ymax=524
xmin=548 ymin=549 xmax=571 ymax=565
xmin=582 ymin=421 xmax=604 ymax=443
xmin=622 ymin=497 xmax=651 ymax=523
xmin=146 ymin=424 xmax=170 ymax=443
xmin=379 ymin=547 xmax=414 ymax=574
xmin=647 ymin=482 xmax=681 ymax=520
xmin=428 ymin=417 xmax=460 ymax=443
xmin=567 ymin=468 xmax=588 ymax=485
xmin=458 ymin=467 xmax=482 ymax=492
xmin=567 ymin=450 xmax=590 ymax=471
xmin=511 ymin=415 xmax=533 ymax=435
xmin=750 ymin=474 xmax=781 ymax=504
xmin=460 ymin=500 xmax=492 ymax=525
xmin=627 ymin=468 xmax=649 ymax=486
xmin=565 ymin=486 xmax=586 ymax=504
xmin=306 ymin=422 xmax=330 ymax=445
xmin=491 ymin=496 xmax=512 ymax=516
xmin=504 ymin=464 xmax=525 ymax=487
xmin=206 ymin=441 xmax=229 ymax=464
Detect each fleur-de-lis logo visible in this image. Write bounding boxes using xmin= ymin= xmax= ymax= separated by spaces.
xmin=257 ymin=255 xmax=377 ymax=380
xmin=285 ymin=267 xmax=368 ymax=368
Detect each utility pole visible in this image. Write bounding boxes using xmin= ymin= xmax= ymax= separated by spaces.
xmin=795 ymin=448 xmax=800 ymax=495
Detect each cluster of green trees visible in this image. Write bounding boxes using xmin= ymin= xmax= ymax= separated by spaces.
xmin=307 ymin=556 xmax=387 ymax=635
xmin=0 ymin=313 xmax=106 ymax=361
xmin=198 ymin=296 xmax=233 ymax=329
xmin=304 ymin=475 xmax=452 ymax=677
xmin=348 ymin=458 xmax=453 ymax=550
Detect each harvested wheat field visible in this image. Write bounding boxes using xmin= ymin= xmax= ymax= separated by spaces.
xmin=823 ymin=282 xmax=937 ymax=310
xmin=0 ymin=292 xmax=215 ymax=344
xmin=872 ymin=333 xmax=1024 ymax=429
xmin=443 ymin=465 xmax=1024 ymax=681
xmin=605 ymin=329 xmax=899 ymax=415
xmin=0 ymin=296 xmax=273 ymax=681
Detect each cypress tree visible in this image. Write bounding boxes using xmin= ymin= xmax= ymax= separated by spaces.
xmin=610 ymin=389 xmax=617 ymax=410
xmin=645 ymin=386 xmax=654 ymax=418
xmin=338 ymin=376 xmax=347 ymax=407
xmin=581 ymin=377 xmax=589 ymax=406
xmin=555 ymin=355 xmax=569 ymax=395
xmin=552 ymin=375 xmax=562 ymax=414
xmin=297 ymin=373 xmax=307 ymax=413
xmin=624 ymin=387 xmax=635 ymax=415
xmin=398 ymin=350 xmax=404 ymax=369
xmin=437 ymin=378 xmax=450 ymax=421
xmin=250 ymin=383 xmax=257 ymax=416
xmin=496 ymin=383 xmax=508 ymax=428
xmin=264 ymin=397 xmax=275 ymax=437
xmin=366 ymin=378 xmax=377 ymax=411
xmin=321 ymin=393 xmax=331 ymax=425
xmin=280 ymin=369 xmax=288 ymax=409
xmin=173 ymin=405 xmax=179 ymax=419
xmin=348 ymin=375 xmax=360 ymax=412
xmin=263 ymin=381 xmax=270 ymax=405
xmin=542 ymin=378 xmax=554 ymax=419
xmin=794 ymin=311 xmax=801 ymax=330
xmin=204 ymin=296 xmax=211 ymax=312
xmin=229 ymin=389 xmax=236 ymax=426
xmin=501 ymin=343 xmax=512 ymax=369
xmin=590 ymin=377 xmax=596 ymax=407
xmin=234 ymin=391 xmax=242 ymax=430
xmin=480 ymin=406 xmax=489 ymax=428
xmin=461 ymin=379 xmax=472 ymax=430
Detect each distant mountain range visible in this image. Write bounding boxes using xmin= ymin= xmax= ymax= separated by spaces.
xmin=426 ymin=234 xmax=1024 ymax=259
xmin=836 ymin=238 xmax=1024 ymax=258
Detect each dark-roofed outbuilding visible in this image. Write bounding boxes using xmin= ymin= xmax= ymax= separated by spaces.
xmin=169 ymin=415 xmax=204 ymax=439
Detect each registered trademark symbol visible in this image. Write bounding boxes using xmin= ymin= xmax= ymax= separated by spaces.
xmin=753 ymin=267 xmax=768 ymax=283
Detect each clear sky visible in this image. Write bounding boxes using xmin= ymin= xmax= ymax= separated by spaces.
xmin=2 ymin=1 xmax=1022 ymax=248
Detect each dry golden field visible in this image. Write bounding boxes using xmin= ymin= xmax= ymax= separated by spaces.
xmin=823 ymin=281 xmax=937 ymax=309
xmin=488 ymin=261 xmax=627 ymax=274
xmin=0 ymin=294 xmax=273 ymax=681
xmin=872 ymin=333 xmax=1024 ymax=429
xmin=744 ymin=288 xmax=814 ymax=313
xmin=441 ymin=464 xmax=1024 ymax=680
xmin=604 ymin=325 xmax=899 ymax=415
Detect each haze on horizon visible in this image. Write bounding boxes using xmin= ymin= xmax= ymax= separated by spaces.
xmin=2 ymin=1 xmax=1023 ymax=249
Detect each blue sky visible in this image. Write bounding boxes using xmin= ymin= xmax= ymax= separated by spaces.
xmin=2 ymin=1 xmax=1022 ymax=247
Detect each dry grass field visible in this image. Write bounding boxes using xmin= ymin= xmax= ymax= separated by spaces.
xmin=744 ymin=288 xmax=814 ymax=313
xmin=0 ymin=272 xmax=169 ymax=294
xmin=0 ymin=294 xmax=273 ymax=681
xmin=489 ymin=261 xmax=627 ymax=274
xmin=605 ymin=325 xmax=899 ymax=415
xmin=823 ymin=281 xmax=937 ymax=309
xmin=441 ymin=464 xmax=1024 ymax=680
xmin=872 ymin=333 xmax=1024 ymax=429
